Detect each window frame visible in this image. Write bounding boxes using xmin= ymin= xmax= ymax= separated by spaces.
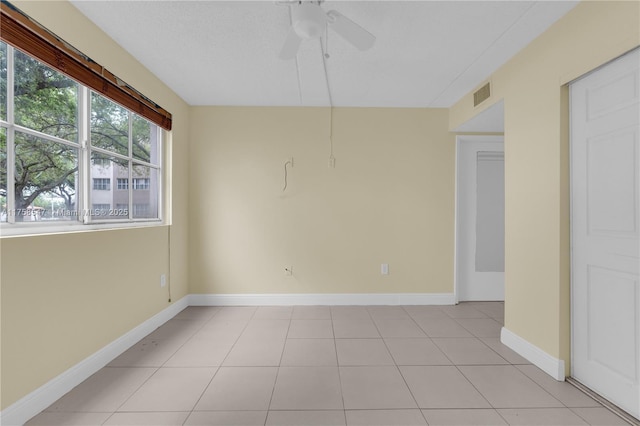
xmin=0 ymin=43 xmax=164 ymax=236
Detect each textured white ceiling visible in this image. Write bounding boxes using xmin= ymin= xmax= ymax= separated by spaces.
xmin=70 ymin=0 xmax=577 ymax=108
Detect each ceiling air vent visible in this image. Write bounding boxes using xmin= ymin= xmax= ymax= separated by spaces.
xmin=473 ymin=82 xmax=491 ymax=107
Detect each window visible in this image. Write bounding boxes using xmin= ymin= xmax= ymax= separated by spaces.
xmin=117 ymin=178 xmax=128 ymax=190
xmin=0 ymin=41 xmax=163 ymax=232
xmin=133 ymin=203 xmax=150 ymax=218
xmin=92 ymin=203 xmax=110 ymax=216
xmin=1 ymin=46 xmax=79 ymax=223
xmin=89 ymin=94 xmax=161 ymax=221
xmin=93 ymin=157 xmax=111 ymax=168
xmin=133 ymin=178 xmax=150 ymax=190
xmin=93 ymin=178 xmax=111 ymax=191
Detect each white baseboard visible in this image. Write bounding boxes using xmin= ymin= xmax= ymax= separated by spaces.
xmin=501 ymin=326 xmax=566 ymax=381
xmin=189 ymin=292 xmax=456 ymax=306
xmin=1 ymin=292 xmax=454 ymax=425
xmin=0 ymin=296 xmax=189 ymax=426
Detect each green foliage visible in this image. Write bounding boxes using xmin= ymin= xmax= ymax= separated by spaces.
xmin=10 ymin=49 xmax=78 ymax=217
xmin=90 ymin=94 xmax=153 ymax=163
xmin=132 ymin=113 xmax=152 ymax=163
xmin=91 ymin=93 xmax=128 ymax=157
xmin=15 ymin=132 xmax=77 ymax=210
xmin=14 ymin=51 xmax=78 ymax=142
xmin=0 ymin=42 xmax=156 ymax=220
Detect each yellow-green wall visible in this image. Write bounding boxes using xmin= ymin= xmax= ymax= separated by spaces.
xmin=450 ymin=0 xmax=640 ymax=372
xmin=189 ymin=107 xmax=455 ymax=295
xmin=0 ymin=1 xmax=190 ymax=409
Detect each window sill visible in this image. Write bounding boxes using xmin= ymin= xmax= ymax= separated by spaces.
xmin=0 ymin=220 xmax=165 ymax=238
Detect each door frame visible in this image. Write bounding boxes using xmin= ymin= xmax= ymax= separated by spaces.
xmin=454 ymin=134 xmax=505 ymax=303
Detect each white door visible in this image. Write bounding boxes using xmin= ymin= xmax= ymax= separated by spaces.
xmin=456 ymin=136 xmax=505 ymax=301
xmin=571 ymin=48 xmax=640 ymax=419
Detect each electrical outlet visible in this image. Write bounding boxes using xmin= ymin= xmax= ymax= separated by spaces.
xmin=284 ymin=266 xmax=293 ymax=276
xmin=381 ymin=264 xmax=389 ymax=275
xmin=288 ymin=157 xmax=294 ymax=167
xmin=328 ymin=157 xmax=336 ymax=168
xmin=160 ymin=274 xmax=167 ymax=287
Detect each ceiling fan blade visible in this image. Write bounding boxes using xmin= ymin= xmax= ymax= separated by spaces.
xmin=326 ymin=10 xmax=375 ymax=51
xmin=279 ymin=27 xmax=302 ymax=60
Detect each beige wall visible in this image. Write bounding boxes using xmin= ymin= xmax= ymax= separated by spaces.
xmin=189 ymin=107 xmax=455 ymax=295
xmin=4 ymin=0 xmax=638 ymax=412
xmin=450 ymin=1 xmax=640 ymax=371
xmin=1 ymin=228 xmax=168 ymax=408
xmin=0 ymin=1 xmax=190 ymax=409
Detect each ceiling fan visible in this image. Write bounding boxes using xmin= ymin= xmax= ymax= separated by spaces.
xmin=278 ymin=1 xmax=376 ymax=60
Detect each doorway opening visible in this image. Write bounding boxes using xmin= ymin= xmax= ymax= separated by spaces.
xmin=455 ymin=135 xmax=505 ymax=302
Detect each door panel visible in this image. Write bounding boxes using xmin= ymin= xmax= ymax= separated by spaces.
xmin=571 ymin=48 xmax=640 ymax=419
xmin=587 ymin=266 xmax=637 ymax=379
xmin=587 ymin=130 xmax=637 ymax=234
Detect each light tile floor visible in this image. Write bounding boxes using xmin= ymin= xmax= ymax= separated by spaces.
xmin=27 ymin=302 xmax=632 ymax=426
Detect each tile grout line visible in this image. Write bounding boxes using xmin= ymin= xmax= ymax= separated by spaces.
xmin=329 ymin=306 xmax=349 ymax=425
xmin=211 ymin=307 xmax=256 ymax=368
xmin=566 ymin=377 xmax=638 ymax=426
xmin=431 ymin=306 xmax=508 ymax=420
xmin=107 ymin=308 xmax=220 ymax=424
xmin=169 ymin=307 xmax=227 ymax=425
xmin=262 ymin=308 xmax=295 ymax=424
xmin=378 ymin=306 xmax=428 ymax=424
xmin=369 ymin=308 xmax=425 ymax=419
xmin=401 ymin=305 xmax=461 ymax=370
xmin=450 ymin=363 xmax=505 ymax=419
xmin=404 ymin=304 xmax=442 ymax=341
xmin=509 ymin=364 xmax=581 ymax=411
xmin=37 ymin=303 xmax=621 ymax=426
xmin=183 ymin=306 xmax=255 ymax=424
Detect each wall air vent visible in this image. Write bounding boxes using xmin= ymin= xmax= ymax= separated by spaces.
xmin=473 ymin=82 xmax=491 ymax=107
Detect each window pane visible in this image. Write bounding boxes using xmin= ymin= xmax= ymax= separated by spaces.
xmin=475 ymin=152 xmax=505 ymax=272
xmin=132 ymin=165 xmax=158 ymax=219
xmin=117 ymin=178 xmax=128 ymax=190
xmin=132 ymin=114 xmax=159 ymax=164
xmin=15 ymin=131 xmax=78 ymax=222
xmin=132 ymin=177 xmax=150 ymax=190
xmin=92 ymin=203 xmax=110 ymax=216
xmin=14 ymin=50 xmax=78 ymax=142
xmin=90 ymin=152 xmax=129 ymax=219
xmin=1 ymin=42 xmax=7 ymax=122
xmin=92 ymin=178 xmax=110 ymax=190
xmin=91 ymin=92 xmax=129 ymax=157
xmin=0 ymin=127 xmax=6 ymax=222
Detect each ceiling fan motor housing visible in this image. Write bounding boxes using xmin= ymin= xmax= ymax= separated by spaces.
xmin=292 ymin=3 xmax=326 ymax=39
